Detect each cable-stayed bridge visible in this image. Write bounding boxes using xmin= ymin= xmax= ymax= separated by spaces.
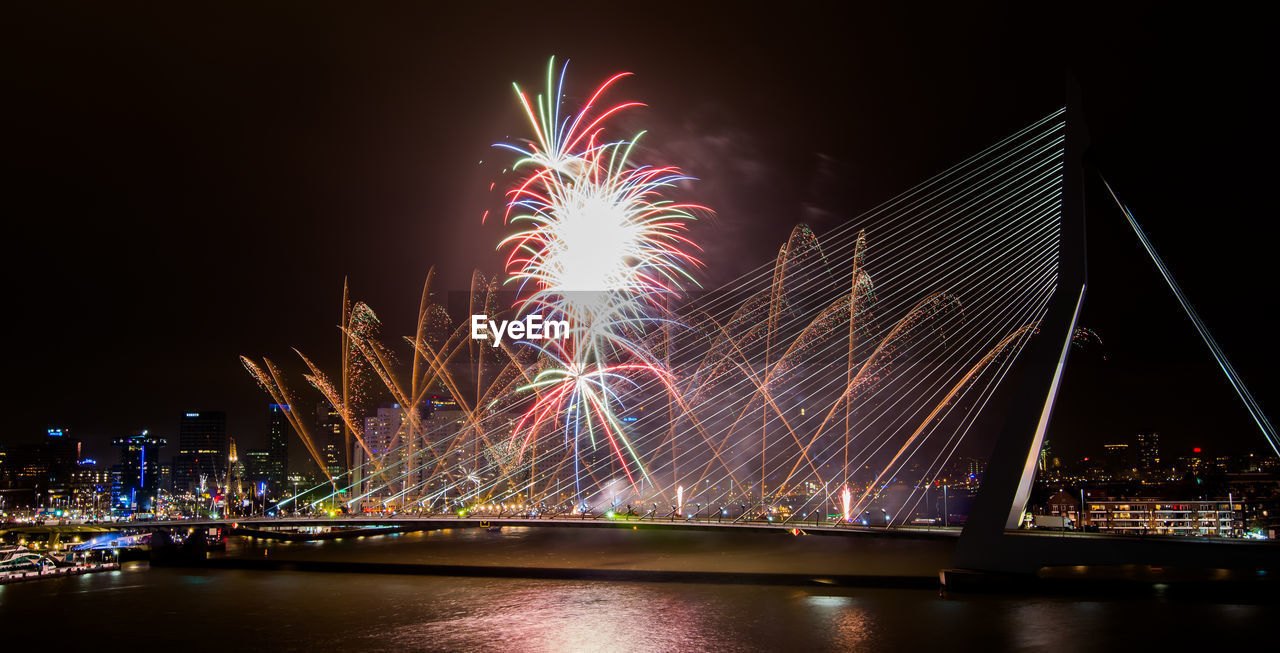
xmin=232 ymin=96 xmax=1278 ymax=579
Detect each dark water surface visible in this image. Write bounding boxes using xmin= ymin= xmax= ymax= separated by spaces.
xmin=2 ymin=529 xmax=1276 ymax=651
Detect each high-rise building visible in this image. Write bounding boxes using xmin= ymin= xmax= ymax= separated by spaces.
xmin=70 ymin=461 xmax=110 ymax=510
xmin=420 ymin=396 xmax=465 ymax=504
xmin=109 ymin=465 xmax=122 ymax=508
xmin=174 ymin=411 xmax=228 ymax=494
xmin=112 ymin=431 xmax=166 ymax=513
xmin=364 ymin=404 xmax=403 ymax=458
xmin=267 ymin=404 xmax=290 ymax=492
xmin=1136 ymin=431 xmax=1161 ymax=481
xmin=315 ymin=402 xmax=344 ymax=478
xmin=1102 ymin=443 xmax=1131 ymax=479
xmin=353 ymin=403 xmax=405 ymax=507
xmin=243 ymin=450 xmax=272 ymax=487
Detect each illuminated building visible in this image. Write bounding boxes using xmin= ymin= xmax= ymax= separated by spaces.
xmin=266 ymin=404 xmax=290 ymax=492
xmin=174 ymin=411 xmax=228 ymax=494
xmin=1136 ymin=431 xmax=1161 ymax=481
xmin=157 ymin=462 xmax=171 ymax=493
xmin=352 ymin=403 xmax=405 ymax=508
xmin=1101 ymin=443 xmax=1131 ymax=480
xmin=419 ymin=397 xmax=465 ymax=502
xmin=1084 ymin=498 xmax=1239 ymax=536
xmin=243 ymin=450 xmax=271 ymax=488
xmin=70 ymin=461 xmax=110 ymax=509
xmin=315 ymin=402 xmax=344 ymax=478
xmin=112 ymin=431 xmax=166 ymax=513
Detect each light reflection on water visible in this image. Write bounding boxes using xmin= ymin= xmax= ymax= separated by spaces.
xmin=374 ymin=581 xmax=751 ymax=653
xmin=339 ymin=578 xmax=894 ymax=653
xmin=0 ymin=535 xmax=1276 ymax=651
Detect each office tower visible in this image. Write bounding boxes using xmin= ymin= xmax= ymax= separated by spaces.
xmin=244 ymin=450 xmax=271 ymax=487
xmin=112 ymin=430 xmax=166 ymax=513
xmin=1102 ymin=443 xmax=1131 ymax=479
xmin=353 ymin=403 xmax=405 ymax=506
xmin=174 ymin=411 xmax=228 ymax=494
xmin=316 ymin=402 xmax=344 ymax=478
xmin=421 ymin=396 xmax=465 ymax=505
xmin=267 ymin=404 xmax=290 ymax=492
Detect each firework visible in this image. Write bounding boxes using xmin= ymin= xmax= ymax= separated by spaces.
xmin=497 ymin=58 xmax=706 ymax=499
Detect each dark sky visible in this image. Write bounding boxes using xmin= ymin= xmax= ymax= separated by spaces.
xmin=4 ymin=2 xmax=1274 ymax=467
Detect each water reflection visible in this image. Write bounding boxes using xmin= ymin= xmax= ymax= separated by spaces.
xmin=0 ymin=540 xmax=1275 ymax=650
xmin=376 ymin=582 xmax=745 ymax=653
xmin=803 ymin=595 xmax=874 ymax=650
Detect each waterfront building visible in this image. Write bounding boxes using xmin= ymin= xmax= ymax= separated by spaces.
xmin=1043 ymin=490 xmax=1081 ymax=524
xmin=111 ymin=431 xmax=166 ymax=513
xmin=1084 ymin=498 xmax=1238 ymax=536
xmin=69 ymin=461 xmax=110 ymax=510
xmin=352 ymin=403 xmax=405 ymax=509
xmin=173 ymin=411 xmax=228 ymax=494
xmin=315 ymin=402 xmax=344 ymax=478
xmin=266 ymin=404 xmax=290 ymax=492
xmin=243 ymin=450 xmax=272 ymax=488
xmin=419 ymin=397 xmax=466 ymax=505
xmin=108 ymin=466 xmax=122 ymax=509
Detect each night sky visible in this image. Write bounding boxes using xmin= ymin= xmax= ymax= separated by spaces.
xmin=5 ymin=3 xmax=1274 ymax=468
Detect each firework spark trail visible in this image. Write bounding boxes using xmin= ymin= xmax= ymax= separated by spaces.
xmin=764 ymin=232 xmax=1057 ymax=523
xmin=660 ymin=136 xmax=1059 ymax=509
xmin=435 ymin=201 xmax=1054 ymax=517
xmin=742 ymin=208 xmax=1059 ymax=514
xmin=627 ymin=161 xmax=1059 ymax=514
xmin=298 ymin=272 xmax=558 ymax=512
xmin=240 ymin=357 xmax=333 ymax=483
xmin=890 ymin=288 xmax=1048 ymax=525
xmin=665 ymin=138 xmax=1059 ymax=416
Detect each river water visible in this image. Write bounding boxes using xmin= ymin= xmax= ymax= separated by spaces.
xmin=1 ymin=527 xmax=1275 ymax=651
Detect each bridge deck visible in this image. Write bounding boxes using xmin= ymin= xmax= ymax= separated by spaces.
xmin=99 ymin=515 xmax=962 ymax=538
